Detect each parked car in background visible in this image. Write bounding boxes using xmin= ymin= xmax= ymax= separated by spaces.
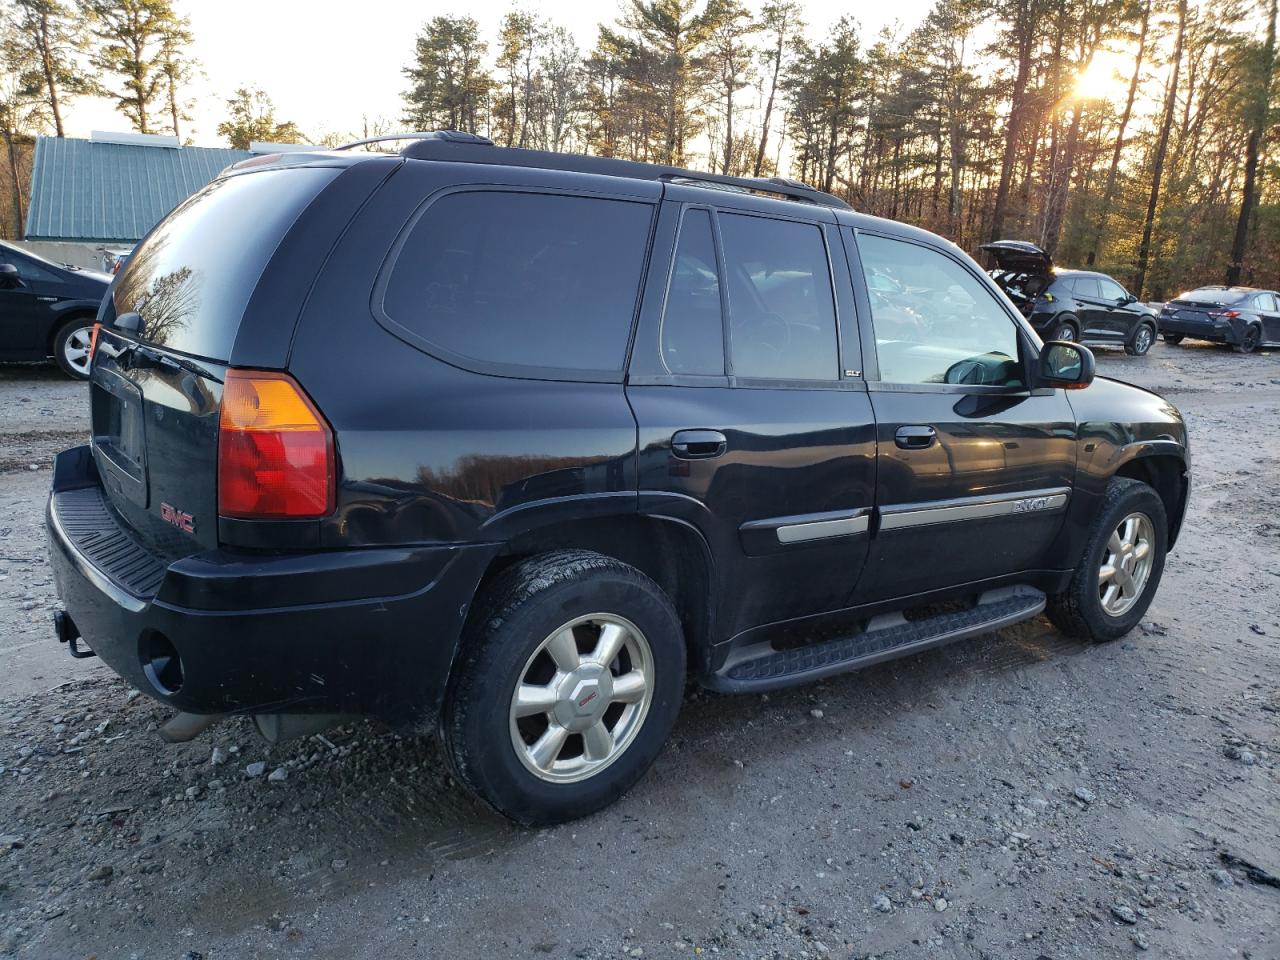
xmin=0 ymin=240 xmax=111 ymax=379
xmin=1159 ymin=286 xmax=1280 ymax=353
xmin=47 ymin=134 xmax=1189 ymax=825
xmin=982 ymin=240 xmax=1160 ymax=356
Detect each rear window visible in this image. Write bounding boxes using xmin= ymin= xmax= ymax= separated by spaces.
xmin=112 ymin=167 xmax=338 ymax=360
xmin=379 ymin=190 xmax=653 ymax=377
xmin=1178 ymin=288 xmax=1248 ymax=305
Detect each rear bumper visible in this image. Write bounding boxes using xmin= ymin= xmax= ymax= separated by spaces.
xmin=1159 ymin=316 xmax=1239 ymax=343
xmin=46 ymin=446 xmax=497 ymax=727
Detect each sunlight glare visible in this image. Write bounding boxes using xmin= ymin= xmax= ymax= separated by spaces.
xmin=1073 ymin=50 xmax=1132 ymax=102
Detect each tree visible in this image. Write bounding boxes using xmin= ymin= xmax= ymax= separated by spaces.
xmin=402 ymin=16 xmax=491 ymax=134
xmin=5 ymin=0 xmax=95 ymax=138
xmin=0 ymin=24 xmax=51 ymax=237
xmin=496 ymin=10 xmax=540 ymax=147
xmin=541 ymin=26 xmax=582 ymax=152
xmin=82 ymin=0 xmax=191 ymax=135
xmin=216 ymin=87 xmax=306 ymax=149
xmin=704 ymin=0 xmax=757 ymax=175
xmin=603 ymin=0 xmax=717 ymax=166
xmin=157 ymin=14 xmax=195 ymax=140
xmin=1226 ymin=0 xmax=1277 ymax=284
xmin=752 ymin=1 xmax=802 ymax=177
xmin=1132 ymin=0 xmax=1189 ymax=297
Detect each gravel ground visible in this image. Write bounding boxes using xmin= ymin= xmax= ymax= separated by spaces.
xmin=1 ymin=343 xmax=1278 ymax=960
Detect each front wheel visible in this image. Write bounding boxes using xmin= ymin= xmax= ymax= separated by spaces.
xmin=1125 ymin=324 xmax=1155 ymax=356
xmin=53 ymin=318 xmax=95 ymax=380
xmin=1046 ymin=477 xmax=1168 ymax=642
xmin=442 ymin=551 xmax=686 ymax=825
xmin=1233 ymin=325 xmax=1261 ymax=354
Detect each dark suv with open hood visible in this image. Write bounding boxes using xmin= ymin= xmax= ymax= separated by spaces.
xmin=983 ymin=240 xmax=1160 ymax=356
xmin=47 ymin=133 xmax=1190 ymax=825
xmin=1159 ymin=286 xmax=1280 ymax=353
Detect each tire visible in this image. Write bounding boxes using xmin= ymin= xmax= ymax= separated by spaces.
xmin=1233 ymin=325 xmax=1261 ymax=354
xmin=1046 ymin=477 xmax=1168 ymax=643
xmin=1163 ymin=333 xmax=1184 ymax=345
xmin=52 ymin=318 xmax=96 ymax=380
xmin=442 ymin=550 xmax=686 ymax=826
xmin=1050 ymin=318 xmax=1079 ymax=343
xmin=1125 ymin=323 xmax=1155 ymax=356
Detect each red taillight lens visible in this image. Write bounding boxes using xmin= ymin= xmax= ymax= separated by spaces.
xmin=217 ymin=370 xmax=335 ymax=519
xmin=1208 ymin=309 xmax=1240 ymax=319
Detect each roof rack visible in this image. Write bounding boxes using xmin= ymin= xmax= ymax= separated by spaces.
xmin=358 ymin=130 xmax=850 ymax=210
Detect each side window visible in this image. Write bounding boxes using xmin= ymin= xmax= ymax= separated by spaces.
xmin=0 ymin=250 xmax=59 ymax=284
xmin=381 ymin=191 xmax=653 ymax=375
xmin=1098 ymin=277 xmax=1127 ymax=301
xmin=718 ymin=213 xmax=838 ymax=380
xmin=1254 ymin=293 xmax=1278 ymax=312
xmin=856 ymin=233 xmax=1023 ymax=388
xmin=659 ymin=209 xmax=724 ymax=375
xmin=1072 ymin=276 xmax=1100 ymax=298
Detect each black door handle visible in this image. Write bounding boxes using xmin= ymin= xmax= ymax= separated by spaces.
xmin=895 ymin=425 xmax=937 ymax=450
xmin=672 ymin=429 xmax=727 ymax=460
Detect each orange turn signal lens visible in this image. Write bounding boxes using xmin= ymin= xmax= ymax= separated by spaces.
xmin=217 ymin=370 xmax=335 ymax=519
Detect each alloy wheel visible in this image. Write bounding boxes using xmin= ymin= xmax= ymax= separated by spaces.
xmin=1098 ymin=512 xmax=1155 ymax=617
xmin=1133 ymin=326 xmax=1153 ymax=354
xmin=509 ymin=613 xmax=654 ymax=784
xmin=1055 ymin=323 xmax=1076 ymax=342
xmin=61 ymin=325 xmax=94 ymax=376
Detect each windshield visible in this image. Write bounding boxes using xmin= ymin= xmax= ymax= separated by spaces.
xmin=1178 ymin=288 xmax=1248 ymax=305
xmin=110 ymin=167 xmax=338 ymax=361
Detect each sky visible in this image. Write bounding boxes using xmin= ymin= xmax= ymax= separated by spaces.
xmin=61 ymin=0 xmax=938 ymax=149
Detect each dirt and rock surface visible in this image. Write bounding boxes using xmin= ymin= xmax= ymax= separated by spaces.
xmin=1 ymin=344 xmax=1278 ymax=960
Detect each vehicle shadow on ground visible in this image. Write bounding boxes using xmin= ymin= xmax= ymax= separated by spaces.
xmin=123 ymin=616 xmax=1098 ymax=929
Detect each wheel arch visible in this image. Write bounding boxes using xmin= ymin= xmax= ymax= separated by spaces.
xmin=480 ymin=513 xmax=717 ymax=671
xmin=1112 ymin=450 xmax=1188 ymax=547
xmin=45 ymin=304 xmax=100 ymax=354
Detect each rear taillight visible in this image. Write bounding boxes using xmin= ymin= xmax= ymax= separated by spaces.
xmin=217 ymin=370 xmax=334 ymax=519
xmin=1208 ymin=309 xmax=1240 ymax=319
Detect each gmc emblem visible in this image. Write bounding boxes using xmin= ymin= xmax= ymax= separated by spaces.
xmin=160 ymin=502 xmax=196 ymax=535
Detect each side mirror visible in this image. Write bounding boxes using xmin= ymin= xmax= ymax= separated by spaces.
xmin=1038 ymin=341 xmax=1095 ymax=390
xmin=1121 ymin=293 xmax=1137 ymax=305
xmin=0 ymin=263 xmax=18 ymax=287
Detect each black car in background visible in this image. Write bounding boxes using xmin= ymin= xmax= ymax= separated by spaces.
xmin=1160 ymin=286 xmax=1280 ymax=353
xmin=0 ymin=240 xmax=111 ymax=379
xmin=983 ymin=240 xmax=1160 ymax=356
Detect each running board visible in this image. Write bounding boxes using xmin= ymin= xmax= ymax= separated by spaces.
xmin=709 ymin=586 xmax=1046 ymax=693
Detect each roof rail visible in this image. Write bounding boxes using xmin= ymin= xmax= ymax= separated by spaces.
xmin=380 ymin=131 xmax=849 ymax=209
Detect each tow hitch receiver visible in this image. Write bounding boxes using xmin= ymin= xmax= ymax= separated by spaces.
xmin=53 ymin=610 xmax=96 ymax=659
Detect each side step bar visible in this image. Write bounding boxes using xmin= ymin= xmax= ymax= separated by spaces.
xmin=708 ymin=586 xmax=1046 ymax=693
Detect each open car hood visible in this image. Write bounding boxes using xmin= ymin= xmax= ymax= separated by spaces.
xmin=980 ymin=240 xmax=1052 ymax=274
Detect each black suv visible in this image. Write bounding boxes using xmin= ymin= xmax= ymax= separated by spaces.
xmin=982 ymin=240 xmax=1160 ymax=356
xmin=0 ymin=240 xmax=111 ymax=379
xmin=47 ymin=134 xmax=1190 ymax=825
xmin=1159 ymin=286 xmax=1280 ymax=353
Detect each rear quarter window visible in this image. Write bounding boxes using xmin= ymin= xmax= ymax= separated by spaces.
xmin=378 ymin=190 xmax=654 ymax=378
xmin=113 ymin=167 xmax=338 ymax=360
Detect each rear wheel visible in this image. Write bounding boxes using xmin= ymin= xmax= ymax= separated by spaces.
xmin=1051 ymin=318 xmax=1079 ymax=342
xmin=1125 ymin=323 xmax=1155 ymax=356
xmin=442 ymin=551 xmax=685 ymax=825
xmin=52 ymin=318 xmax=95 ymax=380
xmin=1046 ymin=477 xmax=1168 ymax=642
xmin=1162 ymin=333 xmax=1184 ymax=345
xmin=1233 ymin=325 xmax=1261 ymax=354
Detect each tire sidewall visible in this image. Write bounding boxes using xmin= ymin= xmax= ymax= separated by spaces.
xmin=447 ymin=568 xmax=685 ymax=825
xmin=1053 ymin=317 xmax=1079 ymax=342
xmin=53 ymin=319 xmax=94 ymax=380
xmin=1127 ymin=324 xmax=1154 ymax=356
xmin=1077 ymin=483 xmax=1168 ymax=640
